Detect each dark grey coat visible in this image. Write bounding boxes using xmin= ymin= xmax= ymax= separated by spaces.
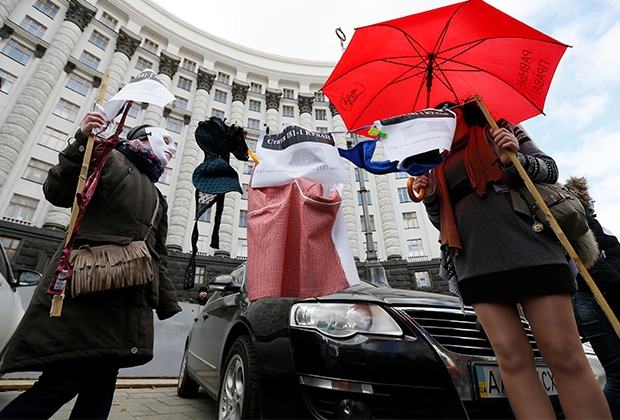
xmin=0 ymin=131 xmax=181 ymax=373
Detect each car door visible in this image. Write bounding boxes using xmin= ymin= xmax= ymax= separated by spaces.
xmin=0 ymin=244 xmax=24 ymax=353
xmin=188 ymin=264 xmax=245 ymax=393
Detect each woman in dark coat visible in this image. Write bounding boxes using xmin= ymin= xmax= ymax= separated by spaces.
xmin=566 ymin=176 xmax=620 ymax=418
xmin=0 ymin=112 xmax=181 ymax=419
xmin=413 ymin=102 xmax=609 ymax=419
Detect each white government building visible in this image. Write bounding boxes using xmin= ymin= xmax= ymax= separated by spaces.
xmin=0 ymin=0 xmax=441 ymax=286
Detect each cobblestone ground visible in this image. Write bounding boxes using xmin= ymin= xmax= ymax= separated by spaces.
xmin=0 ymin=387 xmax=217 ymax=419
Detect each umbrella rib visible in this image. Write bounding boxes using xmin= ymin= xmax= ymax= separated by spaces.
xmin=348 ymin=66 xmax=429 ymax=129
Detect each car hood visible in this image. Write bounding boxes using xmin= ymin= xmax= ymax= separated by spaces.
xmin=306 ymin=282 xmax=463 ymax=309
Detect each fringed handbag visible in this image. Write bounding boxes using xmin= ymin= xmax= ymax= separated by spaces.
xmin=69 ymin=194 xmax=159 ymax=297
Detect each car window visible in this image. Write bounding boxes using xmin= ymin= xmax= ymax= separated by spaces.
xmin=230 ymin=264 xmax=246 ymax=288
xmin=0 ymin=244 xmax=13 ymax=285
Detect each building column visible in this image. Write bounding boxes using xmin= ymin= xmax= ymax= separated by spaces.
xmin=142 ymin=50 xmax=179 ymax=127
xmin=265 ymin=88 xmax=281 ymax=132
xmin=371 ymin=142 xmax=403 ymax=260
xmin=104 ymin=27 xmax=141 ymax=102
xmin=166 ymin=68 xmax=215 ymax=251
xmin=230 ymin=79 xmax=249 ymax=126
xmin=0 ymin=0 xmax=96 ymax=191
xmin=297 ymin=93 xmax=313 ymax=129
xmin=213 ymin=79 xmax=249 ymax=257
xmin=330 ymin=103 xmax=360 ymax=260
xmin=0 ymin=0 xmax=19 ymax=28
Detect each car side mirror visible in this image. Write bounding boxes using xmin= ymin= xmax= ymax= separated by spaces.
xmin=16 ymin=269 xmax=42 ymax=287
xmin=209 ymin=274 xmax=241 ymax=292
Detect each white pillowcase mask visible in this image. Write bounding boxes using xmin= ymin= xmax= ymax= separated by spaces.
xmin=146 ymin=127 xmax=176 ymax=166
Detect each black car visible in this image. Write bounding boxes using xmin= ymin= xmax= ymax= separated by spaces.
xmin=177 ymin=263 xmax=562 ymax=419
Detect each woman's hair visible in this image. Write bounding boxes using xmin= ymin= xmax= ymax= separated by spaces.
xmin=434 ymin=99 xmax=487 ymax=128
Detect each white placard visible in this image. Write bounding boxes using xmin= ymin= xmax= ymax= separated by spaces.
xmin=251 ymin=123 xmax=350 ymax=188
xmin=375 ymin=109 xmax=456 ymax=163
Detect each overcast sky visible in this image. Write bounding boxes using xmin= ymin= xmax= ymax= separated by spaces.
xmin=152 ymin=0 xmax=620 ymax=235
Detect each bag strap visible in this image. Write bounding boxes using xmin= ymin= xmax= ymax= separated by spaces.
xmin=143 ymin=192 xmax=160 ymax=241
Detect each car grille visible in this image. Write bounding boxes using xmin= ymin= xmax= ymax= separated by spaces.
xmin=400 ymin=306 xmax=541 ymax=358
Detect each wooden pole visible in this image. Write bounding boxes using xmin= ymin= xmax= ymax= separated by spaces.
xmin=50 ymin=71 xmax=111 ymax=317
xmin=474 ymin=94 xmax=620 ymax=337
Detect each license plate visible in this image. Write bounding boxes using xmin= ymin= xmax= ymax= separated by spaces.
xmin=474 ymin=365 xmax=558 ymax=398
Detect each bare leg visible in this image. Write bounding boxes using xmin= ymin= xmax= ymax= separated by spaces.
xmin=473 ymin=299 xmax=556 ymax=419
xmin=520 ymin=293 xmax=611 ymax=420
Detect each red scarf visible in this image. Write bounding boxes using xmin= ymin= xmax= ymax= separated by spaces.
xmin=435 ymin=126 xmax=504 ymax=253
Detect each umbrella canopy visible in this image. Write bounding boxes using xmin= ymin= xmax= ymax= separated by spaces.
xmin=322 ymin=0 xmax=569 ymax=132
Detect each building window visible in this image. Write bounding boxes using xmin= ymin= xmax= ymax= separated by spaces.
xmin=247 ymin=139 xmax=257 ymax=152
xmin=241 ymin=183 xmax=248 ymax=200
xmin=199 ymin=208 xmax=211 ymax=223
xmin=135 ymin=57 xmax=153 ymax=71
xmin=178 ymin=76 xmax=192 ymax=91
xmin=398 ymin=187 xmax=412 ymax=203
xmin=247 ymin=118 xmax=260 ymax=130
xmin=99 ymin=11 xmax=118 ymax=30
xmin=211 ymin=109 xmax=225 ymax=119
xmin=20 ymin=16 xmax=47 ymax=38
xmin=1 ymin=237 xmax=21 ymax=261
xmin=357 ymin=191 xmax=372 ymax=206
xmin=415 ymin=271 xmax=432 ymax=288
xmin=214 ymin=89 xmax=227 ymax=103
xmin=142 ymin=39 xmax=158 ymax=54
xmin=39 ymin=126 xmax=67 ymax=151
xmin=197 ymin=234 xmax=210 ymax=253
xmin=249 ymin=99 xmax=261 ymax=112
xmin=182 ymin=58 xmax=197 ymax=72
xmin=237 ymin=238 xmax=248 ymax=258
xmin=407 ymin=239 xmax=425 ymax=257
xmin=66 ymin=73 xmax=91 ymax=96
xmin=316 ymin=127 xmax=328 ymax=133
xmin=395 ymin=171 xmax=408 ymax=179
xmin=315 ymin=109 xmax=327 ymax=121
xmin=158 ymin=167 xmax=172 ymax=185
xmin=5 ymin=194 xmax=39 ymax=222
xmin=354 ymin=168 xmax=368 ymax=182
xmin=175 ymin=96 xmax=188 ymax=110
xmin=34 ymin=0 xmax=59 ymax=19
xmin=22 ymin=158 xmax=53 ymax=184
xmin=113 ymin=123 xmax=132 ymax=139
xmin=283 ymin=88 xmax=294 ymax=99
xmin=360 ymin=215 xmax=376 ymax=231
xmin=194 ymin=265 xmax=206 ymax=285
xmin=0 ymin=69 xmax=17 ymax=94
xmin=250 ymin=82 xmax=262 ymax=94
xmin=243 ymin=162 xmax=254 ymax=175
xmin=53 ymin=98 xmax=80 ymax=122
xmin=403 ymin=212 xmax=419 ymax=229
xmin=282 ymin=105 xmax=294 ymax=117
xmin=79 ymin=51 xmax=100 ymax=69
xmin=217 ymin=72 xmax=230 ymax=85
xmin=166 ymin=116 xmax=183 ymax=134
xmin=314 ymin=92 xmax=326 ymax=102
xmin=128 ymin=102 xmax=140 ymax=118
xmin=239 ymin=210 xmax=248 ymax=227
xmin=89 ymin=30 xmax=109 ymax=51
xmin=363 ymin=241 xmax=379 ymax=258
xmin=2 ymin=39 xmax=33 ymax=65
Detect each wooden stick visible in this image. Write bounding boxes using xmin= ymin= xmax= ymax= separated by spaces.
xmin=50 ymin=71 xmax=111 ymax=317
xmin=474 ymin=94 xmax=620 ymax=337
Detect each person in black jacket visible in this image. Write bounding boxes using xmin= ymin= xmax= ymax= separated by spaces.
xmin=566 ymin=176 xmax=620 ymax=418
xmin=189 ymin=286 xmax=210 ymax=305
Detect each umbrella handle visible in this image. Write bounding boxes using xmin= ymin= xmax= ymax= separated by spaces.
xmin=406 ymin=176 xmax=425 ymax=202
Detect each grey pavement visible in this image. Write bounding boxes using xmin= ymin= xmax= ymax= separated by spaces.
xmin=0 ymin=386 xmax=217 ymax=419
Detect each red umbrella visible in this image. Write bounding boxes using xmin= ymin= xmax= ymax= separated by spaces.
xmin=322 ymin=0 xmax=569 ymax=132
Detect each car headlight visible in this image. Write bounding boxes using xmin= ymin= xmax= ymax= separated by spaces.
xmin=290 ymin=303 xmax=403 ymax=338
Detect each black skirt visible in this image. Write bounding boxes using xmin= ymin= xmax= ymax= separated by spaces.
xmin=459 ymin=264 xmax=576 ymax=306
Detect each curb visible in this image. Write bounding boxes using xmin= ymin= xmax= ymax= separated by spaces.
xmin=0 ymin=378 xmax=178 ymax=391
